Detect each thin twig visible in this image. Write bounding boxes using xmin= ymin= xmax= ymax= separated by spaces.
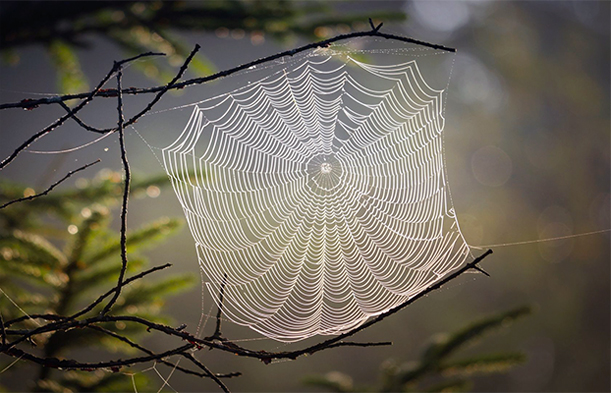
xmin=121 ymin=44 xmax=201 ymax=130
xmin=71 ymin=262 xmax=172 ymax=320
xmin=0 ymin=23 xmax=484 ymax=393
xmin=100 ymin=64 xmax=129 ymax=315
xmin=206 ymin=273 xmax=228 ymax=342
xmin=5 ymin=263 xmax=172 ymax=345
xmin=280 ymin=250 xmax=494 ymax=360
xmin=0 ymin=160 xmax=100 ymax=209
xmin=368 ymin=17 xmax=383 ymax=32
xmin=4 ymin=314 xmax=64 ymax=328
xmin=104 ymin=251 xmax=494 ymax=363
xmin=0 ymin=26 xmax=455 ymax=111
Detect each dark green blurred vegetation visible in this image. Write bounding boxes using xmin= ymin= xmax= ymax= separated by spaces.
xmin=0 ymin=170 xmax=195 ymax=392
xmin=0 ymin=0 xmax=405 ymax=94
xmin=304 ymin=306 xmax=531 ymax=393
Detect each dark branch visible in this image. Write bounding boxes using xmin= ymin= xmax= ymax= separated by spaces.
xmin=3 ymin=263 xmax=172 ymax=344
xmin=0 ymin=26 xmax=455 ymax=111
xmin=100 ymin=45 xmax=199 ymax=315
xmin=3 ymin=344 xmax=194 ymax=371
xmin=0 ymin=24 xmax=482 ymax=393
xmin=369 ymin=17 xmax=383 ymax=32
xmin=99 ymin=250 xmax=495 ymax=363
xmin=279 ymin=250 xmax=494 ymax=361
xmin=206 ymin=273 xmax=228 ymax=342
xmin=0 ymin=159 xmax=100 ymax=209
xmin=325 ymin=341 xmax=392 ymax=349
xmin=100 ymin=64 xmax=129 ymax=316
xmin=120 ymin=44 xmax=201 ymax=131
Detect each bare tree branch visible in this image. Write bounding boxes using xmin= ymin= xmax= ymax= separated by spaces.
xmin=100 ymin=63 xmax=130 ymax=316
xmin=0 ymin=27 xmax=454 ymax=111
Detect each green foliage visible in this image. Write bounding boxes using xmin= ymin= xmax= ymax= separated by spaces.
xmin=0 ymin=1 xmax=406 ymax=93
xmin=303 ymin=306 xmax=532 ymax=393
xmin=0 ymin=170 xmax=195 ymax=392
xmin=47 ymin=40 xmax=89 ymax=98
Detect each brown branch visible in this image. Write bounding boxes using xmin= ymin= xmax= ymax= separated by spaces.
xmin=3 ymin=263 xmax=172 ymax=346
xmin=0 ymin=25 xmax=455 ymax=111
xmin=276 ymin=250 xmax=494 ymax=361
xmin=369 ymin=17 xmax=383 ymax=32
xmin=120 ymin=44 xmax=201 ymax=131
xmin=4 ymin=314 xmax=64 ymax=328
xmin=0 ymin=23 xmax=484 ymax=393
xmin=106 ymin=250 xmax=494 ymax=363
xmin=0 ymin=160 xmax=100 ymax=209
xmin=1 ymin=251 xmax=491 ymax=392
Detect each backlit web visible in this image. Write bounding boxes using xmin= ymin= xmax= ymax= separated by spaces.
xmin=161 ymin=41 xmax=470 ymax=342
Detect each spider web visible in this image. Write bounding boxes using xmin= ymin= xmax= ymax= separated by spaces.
xmin=161 ymin=41 xmax=470 ymax=342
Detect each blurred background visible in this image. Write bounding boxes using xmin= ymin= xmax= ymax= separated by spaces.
xmin=0 ymin=1 xmax=609 ymax=392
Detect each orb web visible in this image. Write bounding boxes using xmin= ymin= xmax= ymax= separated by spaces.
xmin=162 ymin=44 xmax=470 ymax=342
